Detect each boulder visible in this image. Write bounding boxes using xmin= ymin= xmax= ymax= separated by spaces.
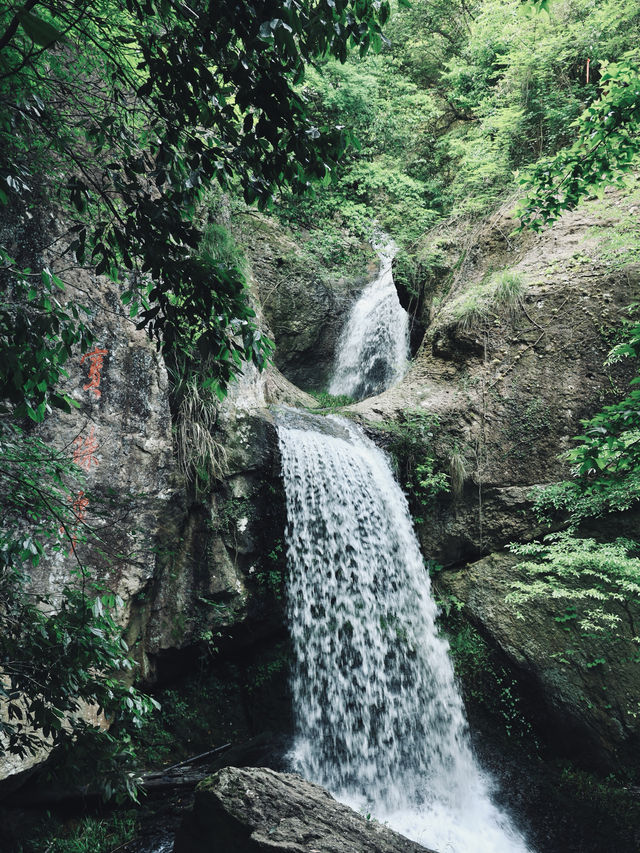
xmin=175 ymin=766 xmax=434 ymax=853
xmin=437 ymin=552 xmax=640 ymax=771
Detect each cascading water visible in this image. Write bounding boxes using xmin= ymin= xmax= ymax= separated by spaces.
xmin=277 ymin=408 xmax=531 ymax=853
xmin=329 ymin=241 xmax=409 ymax=400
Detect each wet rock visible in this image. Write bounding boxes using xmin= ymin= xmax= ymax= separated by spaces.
xmin=437 ymin=551 xmax=640 ymax=772
xmin=233 ymin=213 xmax=372 ymax=391
xmin=175 ymin=766 xmax=434 ymax=853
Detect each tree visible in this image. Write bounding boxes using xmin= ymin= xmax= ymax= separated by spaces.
xmin=516 ymin=53 xmax=640 ymax=230
xmin=0 ymin=0 xmax=392 ymax=402
xmin=0 ymin=0 xmax=392 ymax=792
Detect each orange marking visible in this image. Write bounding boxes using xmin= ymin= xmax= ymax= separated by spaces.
xmin=80 ymin=347 xmax=108 ymax=398
xmin=72 ymin=426 xmax=99 ymax=472
xmin=60 ymin=490 xmax=90 ymax=550
xmin=71 ymin=489 xmax=90 ymax=521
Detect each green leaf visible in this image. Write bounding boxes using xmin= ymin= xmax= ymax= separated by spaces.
xmin=18 ymin=11 xmax=65 ymax=48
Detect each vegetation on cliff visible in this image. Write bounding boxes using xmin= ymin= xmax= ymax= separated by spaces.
xmin=276 ymin=0 xmax=640 ymax=249
xmin=1 ymin=0 xmax=640 ymax=840
xmin=0 ymin=0 xmax=392 ymax=796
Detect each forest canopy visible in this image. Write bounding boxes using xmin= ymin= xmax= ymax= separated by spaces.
xmin=0 ymin=0 xmax=393 ymax=413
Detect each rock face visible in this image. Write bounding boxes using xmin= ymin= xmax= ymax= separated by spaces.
xmin=342 ymin=186 xmax=640 ymax=774
xmin=0 ymin=207 xmax=308 ymax=780
xmin=137 ymin=404 xmax=287 ymax=682
xmin=175 ymin=766 xmax=434 ymax=853
xmin=35 ymin=259 xmax=175 ymax=610
xmin=134 ymin=362 xmax=318 ymax=682
xmin=232 ymin=212 xmax=373 ymax=391
xmin=352 ymin=189 xmax=640 ymax=564
xmin=0 ymin=209 xmax=178 ymax=781
xmin=437 ymin=551 xmax=640 ymax=771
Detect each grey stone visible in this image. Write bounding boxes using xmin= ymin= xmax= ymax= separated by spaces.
xmin=175 ymin=766 xmax=434 ymax=853
xmin=437 ymin=551 xmax=640 ymax=770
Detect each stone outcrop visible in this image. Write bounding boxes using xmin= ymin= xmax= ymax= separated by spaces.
xmin=232 ymin=211 xmax=374 ymax=391
xmin=137 ymin=404 xmax=286 ymax=682
xmin=35 ymin=258 xmax=175 ymax=610
xmin=436 ymin=551 xmax=640 ymax=771
xmin=175 ymin=766 xmax=434 ymax=853
xmin=351 ymin=189 xmax=640 ymax=564
xmin=0 ymin=208 xmax=313 ymax=780
xmin=133 ymin=362 xmax=317 ymax=682
xmin=328 ymin=187 xmax=640 ymax=773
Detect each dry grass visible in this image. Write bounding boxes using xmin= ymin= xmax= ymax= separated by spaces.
xmin=449 ymin=449 xmax=467 ymax=497
xmin=446 ymin=269 xmax=525 ymax=331
xmin=174 ymin=379 xmax=228 ymax=489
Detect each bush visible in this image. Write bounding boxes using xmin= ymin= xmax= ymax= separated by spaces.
xmin=444 ymin=269 xmax=525 ymax=331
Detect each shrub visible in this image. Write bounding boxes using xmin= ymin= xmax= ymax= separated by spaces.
xmin=445 ymin=269 xmax=525 ymax=331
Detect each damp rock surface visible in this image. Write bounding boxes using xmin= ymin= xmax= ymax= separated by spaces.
xmin=175 ymin=766 xmax=435 ymax=853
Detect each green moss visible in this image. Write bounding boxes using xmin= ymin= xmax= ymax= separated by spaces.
xmin=503 ymin=396 xmax=552 ymax=460
xmin=375 ymin=410 xmax=450 ymax=519
xmin=308 ymin=391 xmax=356 ymax=410
xmin=440 ymin=609 xmax=539 ymax=749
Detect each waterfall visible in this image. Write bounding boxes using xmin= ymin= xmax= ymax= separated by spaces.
xmin=277 ymin=408 xmax=531 ymax=853
xmin=329 ymin=242 xmax=409 ymax=400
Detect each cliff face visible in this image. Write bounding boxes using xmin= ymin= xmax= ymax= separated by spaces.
xmin=347 ymin=184 xmax=640 ymax=771
xmin=0 ymin=209 xmax=313 ymax=781
xmin=6 ymin=182 xmax=640 ymax=786
xmin=34 ymin=260 xmax=174 ymax=614
xmin=353 ymin=188 xmax=639 ymax=561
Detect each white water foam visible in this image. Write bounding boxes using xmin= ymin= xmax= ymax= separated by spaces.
xmin=329 ymin=242 xmax=409 ymax=400
xmin=277 ymin=409 xmax=531 ymax=853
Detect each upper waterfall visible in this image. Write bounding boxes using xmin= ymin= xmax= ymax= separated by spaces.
xmin=277 ymin=408 xmax=531 ymax=853
xmin=329 ymin=241 xmax=409 ymax=400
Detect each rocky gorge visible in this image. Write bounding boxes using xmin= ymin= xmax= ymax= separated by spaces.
xmin=4 ymin=174 xmax=640 ymax=853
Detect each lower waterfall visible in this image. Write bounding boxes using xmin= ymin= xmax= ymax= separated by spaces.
xmin=277 ymin=408 xmax=531 ymax=853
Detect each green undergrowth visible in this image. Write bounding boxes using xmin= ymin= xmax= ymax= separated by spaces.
xmin=123 ymin=640 xmax=292 ymax=770
xmin=124 ymin=672 xmax=249 ymax=769
xmin=308 ymin=391 xmax=357 ymax=410
xmin=508 ymin=533 xmax=640 ymax=666
xmin=554 ymin=764 xmax=640 ymax=839
xmin=289 ymin=226 xmax=375 ymax=280
xmin=231 ymin=199 xmax=374 ymax=285
xmin=439 ymin=269 xmax=525 ymax=331
xmin=438 ymin=604 xmax=539 ymax=749
xmin=376 ymin=410 xmax=451 ymax=519
xmin=9 ymin=809 xmax=138 ymax=853
xmin=526 ymin=760 xmax=640 ymax=853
